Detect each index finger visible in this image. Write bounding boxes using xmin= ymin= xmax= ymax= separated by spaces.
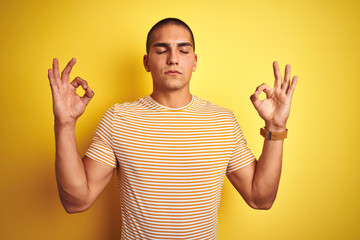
xmin=61 ymin=58 xmax=77 ymax=83
xmin=273 ymin=61 xmax=282 ymax=89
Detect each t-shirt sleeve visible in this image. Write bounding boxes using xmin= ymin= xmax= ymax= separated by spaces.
xmin=226 ymin=112 xmax=256 ymax=175
xmin=85 ymin=106 xmax=117 ymax=168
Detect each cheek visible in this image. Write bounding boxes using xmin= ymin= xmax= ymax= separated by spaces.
xmin=186 ymin=60 xmax=196 ymax=71
xmin=150 ymin=60 xmax=164 ymax=71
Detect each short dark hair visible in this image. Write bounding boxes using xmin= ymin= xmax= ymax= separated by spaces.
xmin=146 ymin=18 xmax=195 ymax=54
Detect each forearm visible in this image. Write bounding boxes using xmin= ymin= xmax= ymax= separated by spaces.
xmin=251 ymin=137 xmax=284 ymax=209
xmin=54 ymin=123 xmax=90 ymax=212
xmin=241 ymin=61 xmax=297 ymax=209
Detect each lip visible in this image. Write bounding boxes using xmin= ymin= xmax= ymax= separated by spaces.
xmin=165 ymin=70 xmax=182 ymax=75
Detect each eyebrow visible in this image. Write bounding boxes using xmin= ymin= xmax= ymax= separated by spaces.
xmin=152 ymin=42 xmax=193 ymax=48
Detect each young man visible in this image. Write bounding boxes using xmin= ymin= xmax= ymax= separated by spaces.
xmin=48 ymin=18 xmax=297 ymax=239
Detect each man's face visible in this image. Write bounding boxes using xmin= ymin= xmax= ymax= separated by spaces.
xmin=143 ymin=24 xmax=197 ymax=93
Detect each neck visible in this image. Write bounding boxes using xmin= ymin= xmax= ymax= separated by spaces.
xmin=150 ymin=89 xmax=192 ymax=109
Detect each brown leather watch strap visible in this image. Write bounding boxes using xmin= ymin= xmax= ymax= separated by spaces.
xmin=260 ymin=127 xmax=288 ymax=140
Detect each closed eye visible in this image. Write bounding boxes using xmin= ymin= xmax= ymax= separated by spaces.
xmin=179 ymin=46 xmax=191 ymax=54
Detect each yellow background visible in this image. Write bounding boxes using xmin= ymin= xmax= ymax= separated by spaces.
xmin=1 ymin=0 xmax=359 ymax=239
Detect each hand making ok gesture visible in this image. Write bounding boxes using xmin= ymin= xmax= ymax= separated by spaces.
xmin=250 ymin=61 xmax=298 ymax=131
xmin=48 ymin=58 xmax=94 ymax=127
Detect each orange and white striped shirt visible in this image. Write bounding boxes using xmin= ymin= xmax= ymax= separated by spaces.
xmin=85 ymin=95 xmax=256 ymax=240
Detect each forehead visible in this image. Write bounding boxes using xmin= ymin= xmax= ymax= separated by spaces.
xmin=150 ymin=24 xmax=192 ymax=45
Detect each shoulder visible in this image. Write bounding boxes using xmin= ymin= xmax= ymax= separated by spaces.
xmin=110 ymin=96 xmax=150 ymax=114
xmin=194 ymin=95 xmax=235 ymax=117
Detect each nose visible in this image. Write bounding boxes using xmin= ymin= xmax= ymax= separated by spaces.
xmin=167 ymin=49 xmax=179 ymax=65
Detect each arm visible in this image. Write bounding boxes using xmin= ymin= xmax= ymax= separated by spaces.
xmin=228 ymin=61 xmax=298 ymax=210
xmin=49 ymin=58 xmax=114 ymax=213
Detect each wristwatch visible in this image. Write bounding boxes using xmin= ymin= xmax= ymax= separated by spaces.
xmin=260 ymin=127 xmax=288 ymax=140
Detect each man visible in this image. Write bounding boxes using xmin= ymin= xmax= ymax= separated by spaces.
xmin=48 ymin=18 xmax=297 ymax=239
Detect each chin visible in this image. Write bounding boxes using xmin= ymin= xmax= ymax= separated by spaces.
xmin=163 ymin=80 xmax=188 ymax=90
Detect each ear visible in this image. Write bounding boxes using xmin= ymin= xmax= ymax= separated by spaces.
xmin=192 ymin=54 xmax=198 ymax=72
xmin=143 ymin=54 xmax=150 ymax=72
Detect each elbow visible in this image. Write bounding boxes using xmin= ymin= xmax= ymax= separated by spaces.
xmin=248 ymin=197 xmax=275 ymax=210
xmin=64 ymin=207 xmax=89 ymax=214
xmin=60 ymin=194 xmax=92 ymax=214
xmin=247 ymin=188 xmax=278 ymax=210
xmin=250 ymin=201 xmax=273 ymax=210
xmin=58 ymin=186 xmax=92 ymax=214
xmin=63 ymin=202 xmax=92 ymax=214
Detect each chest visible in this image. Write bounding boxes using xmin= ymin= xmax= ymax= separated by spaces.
xmin=112 ymin=111 xmax=235 ymax=189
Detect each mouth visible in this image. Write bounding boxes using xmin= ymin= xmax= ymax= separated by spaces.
xmin=165 ymin=70 xmax=182 ymax=75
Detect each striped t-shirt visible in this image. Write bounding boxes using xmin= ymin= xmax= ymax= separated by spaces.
xmin=85 ymin=95 xmax=256 ymax=240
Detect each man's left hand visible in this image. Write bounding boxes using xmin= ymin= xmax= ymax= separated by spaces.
xmin=250 ymin=61 xmax=298 ymax=131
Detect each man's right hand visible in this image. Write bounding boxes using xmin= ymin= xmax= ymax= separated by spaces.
xmin=48 ymin=58 xmax=94 ymax=127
